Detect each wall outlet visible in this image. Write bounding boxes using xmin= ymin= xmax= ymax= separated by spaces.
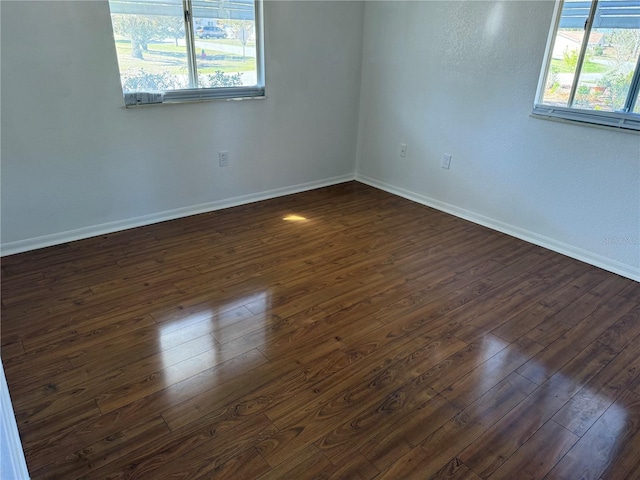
xmin=219 ymin=151 xmax=229 ymax=167
xmin=441 ymin=154 xmax=452 ymax=169
xmin=400 ymin=144 xmax=407 ymax=157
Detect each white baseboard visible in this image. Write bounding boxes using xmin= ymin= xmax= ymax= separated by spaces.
xmin=1 ymin=362 xmax=30 ymax=480
xmin=1 ymin=174 xmax=355 ymax=257
xmin=4 ymin=172 xmax=638 ymax=282
xmin=356 ymin=174 xmax=640 ymax=282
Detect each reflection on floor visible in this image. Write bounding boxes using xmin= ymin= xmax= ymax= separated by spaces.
xmin=2 ymin=181 xmax=640 ymax=479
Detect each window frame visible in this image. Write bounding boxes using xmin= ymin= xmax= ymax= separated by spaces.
xmin=533 ymin=0 xmax=640 ymax=132
xmin=108 ymin=0 xmax=265 ymax=106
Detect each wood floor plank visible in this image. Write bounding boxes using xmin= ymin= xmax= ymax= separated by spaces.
xmin=440 ymin=253 xmax=566 ymax=324
xmin=193 ymin=447 xmax=271 ymax=480
xmin=1 ymin=282 xmax=94 ymax=309
xmin=431 ymin=458 xmax=482 ymax=480
xmin=413 ymin=334 xmax=508 ymax=395
xmin=133 ymin=414 xmax=276 ymax=480
xmin=255 ymin=445 xmax=335 ymax=480
xmin=326 ymin=449 xmax=380 ymax=480
xmin=459 ymin=338 xmax=620 ymax=477
xmin=358 ymin=394 xmax=459 ymax=471
xmin=595 ymin=303 xmax=640 ymax=353
xmin=257 ymin=334 xmax=468 ymax=467
xmin=372 ymin=248 xmax=552 ymax=325
xmin=452 ymin=260 xmax=591 ymax=343
xmin=599 ymin=425 xmax=640 ymax=480
xmin=546 ymin=389 xmax=640 ymax=480
xmin=94 ymin=340 xmax=241 ymax=414
xmin=552 ymin=309 xmax=640 ymax=436
xmin=1 ymin=290 xmax=183 ymax=348
xmin=10 ymin=332 xmax=217 ymax=409
xmin=0 ymin=341 xmax=25 ymax=360
xmin=552 ymin=345 xmax=640 ymax=436
xmin=517 ymin=293 xmax=638 ymax=385
xmin=377 ymin=372 xmax=537 ymax=479
xmin=74 ymin=403 xmax=267 ymax=479
xmin=27 ymin=415 xmax=170 ymax=479
xmin=4 ymin=355 xmax=74 ymax=391
xmin=160 ymin=338 xmax=342 ymax=431
xmin=64 ymin=315 xmax=220 ymax=371
xmin=491 ymin=268 xmax=610 ymax=343
xmin=264 ymin=330 xmax=461 ymax=428
xmin=20 ymin=349 xmax=268 ymax=471
xmin=525 ymin=274 xmax=634 ymax=347
xmin=486 ymin=420 xmax=578 ymax=480
xmin=313 ymin=336 xmax=470 ymax=461
xmin=441 ymin=336 xmax=544 ymax=409
xmin=218 ymin=307 xmax=337 ymax=359
xmin=22 ymin=314 xmax=157 ymax=359
xmin=20 ymin=399 xmax=103 ymax=458
xmin=83 ymin=413 xmax=276 ymax=480
xmin=2 ymin=182 xmax=638 ymax=479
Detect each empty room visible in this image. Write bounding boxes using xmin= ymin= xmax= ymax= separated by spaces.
xmin=1 ymin=0 xmax=639 ymax=478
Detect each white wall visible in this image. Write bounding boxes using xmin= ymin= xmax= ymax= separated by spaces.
xmin=2 ymin=0 xmax=638 ymax=280
xmin=1 ymin=0 xmax=364 ymax=251
xmin=356 ymin=1 xmax=640 ymax=280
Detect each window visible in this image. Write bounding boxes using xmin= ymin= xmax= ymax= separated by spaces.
xmin=534 ymin=0 xmax=640 ymax=131
xmin=107 ymin=0 xmax=264 ymax=106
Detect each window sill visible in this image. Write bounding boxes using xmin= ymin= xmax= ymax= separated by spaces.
xmin=124 ymin=95 xmax=266 ymax=108
xmin=531 ymin=105 xmax=640 ymax=133
xmin=123 ymin=87 xmax=266 ymax=108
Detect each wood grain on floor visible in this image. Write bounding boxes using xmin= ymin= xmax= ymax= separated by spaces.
xmin=2 ymin=182 xmax=639 ymax=479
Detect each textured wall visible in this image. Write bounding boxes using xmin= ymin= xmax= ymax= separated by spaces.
xmin=2 ymin=0 xmax=639 ymax=278
xmin=1 ymin=0 xmax=364 ymax=247
xmin=356 ymin=1 xmax=640 ymax=278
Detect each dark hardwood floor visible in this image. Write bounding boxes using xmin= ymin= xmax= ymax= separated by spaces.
xmin=2 ymin=181 xmax=640 ymax=479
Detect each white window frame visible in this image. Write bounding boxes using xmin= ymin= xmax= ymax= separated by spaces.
xmin=533 ymin=0 xmax=640 ymax=132
xmin=108 ymin=0 xmax=265 ymax=106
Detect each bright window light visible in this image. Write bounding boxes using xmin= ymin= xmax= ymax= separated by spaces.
xmin=107 ymin=0 xmax=264 ymax=106
xmin=534 ymin=0 xmax=640 ymax=131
